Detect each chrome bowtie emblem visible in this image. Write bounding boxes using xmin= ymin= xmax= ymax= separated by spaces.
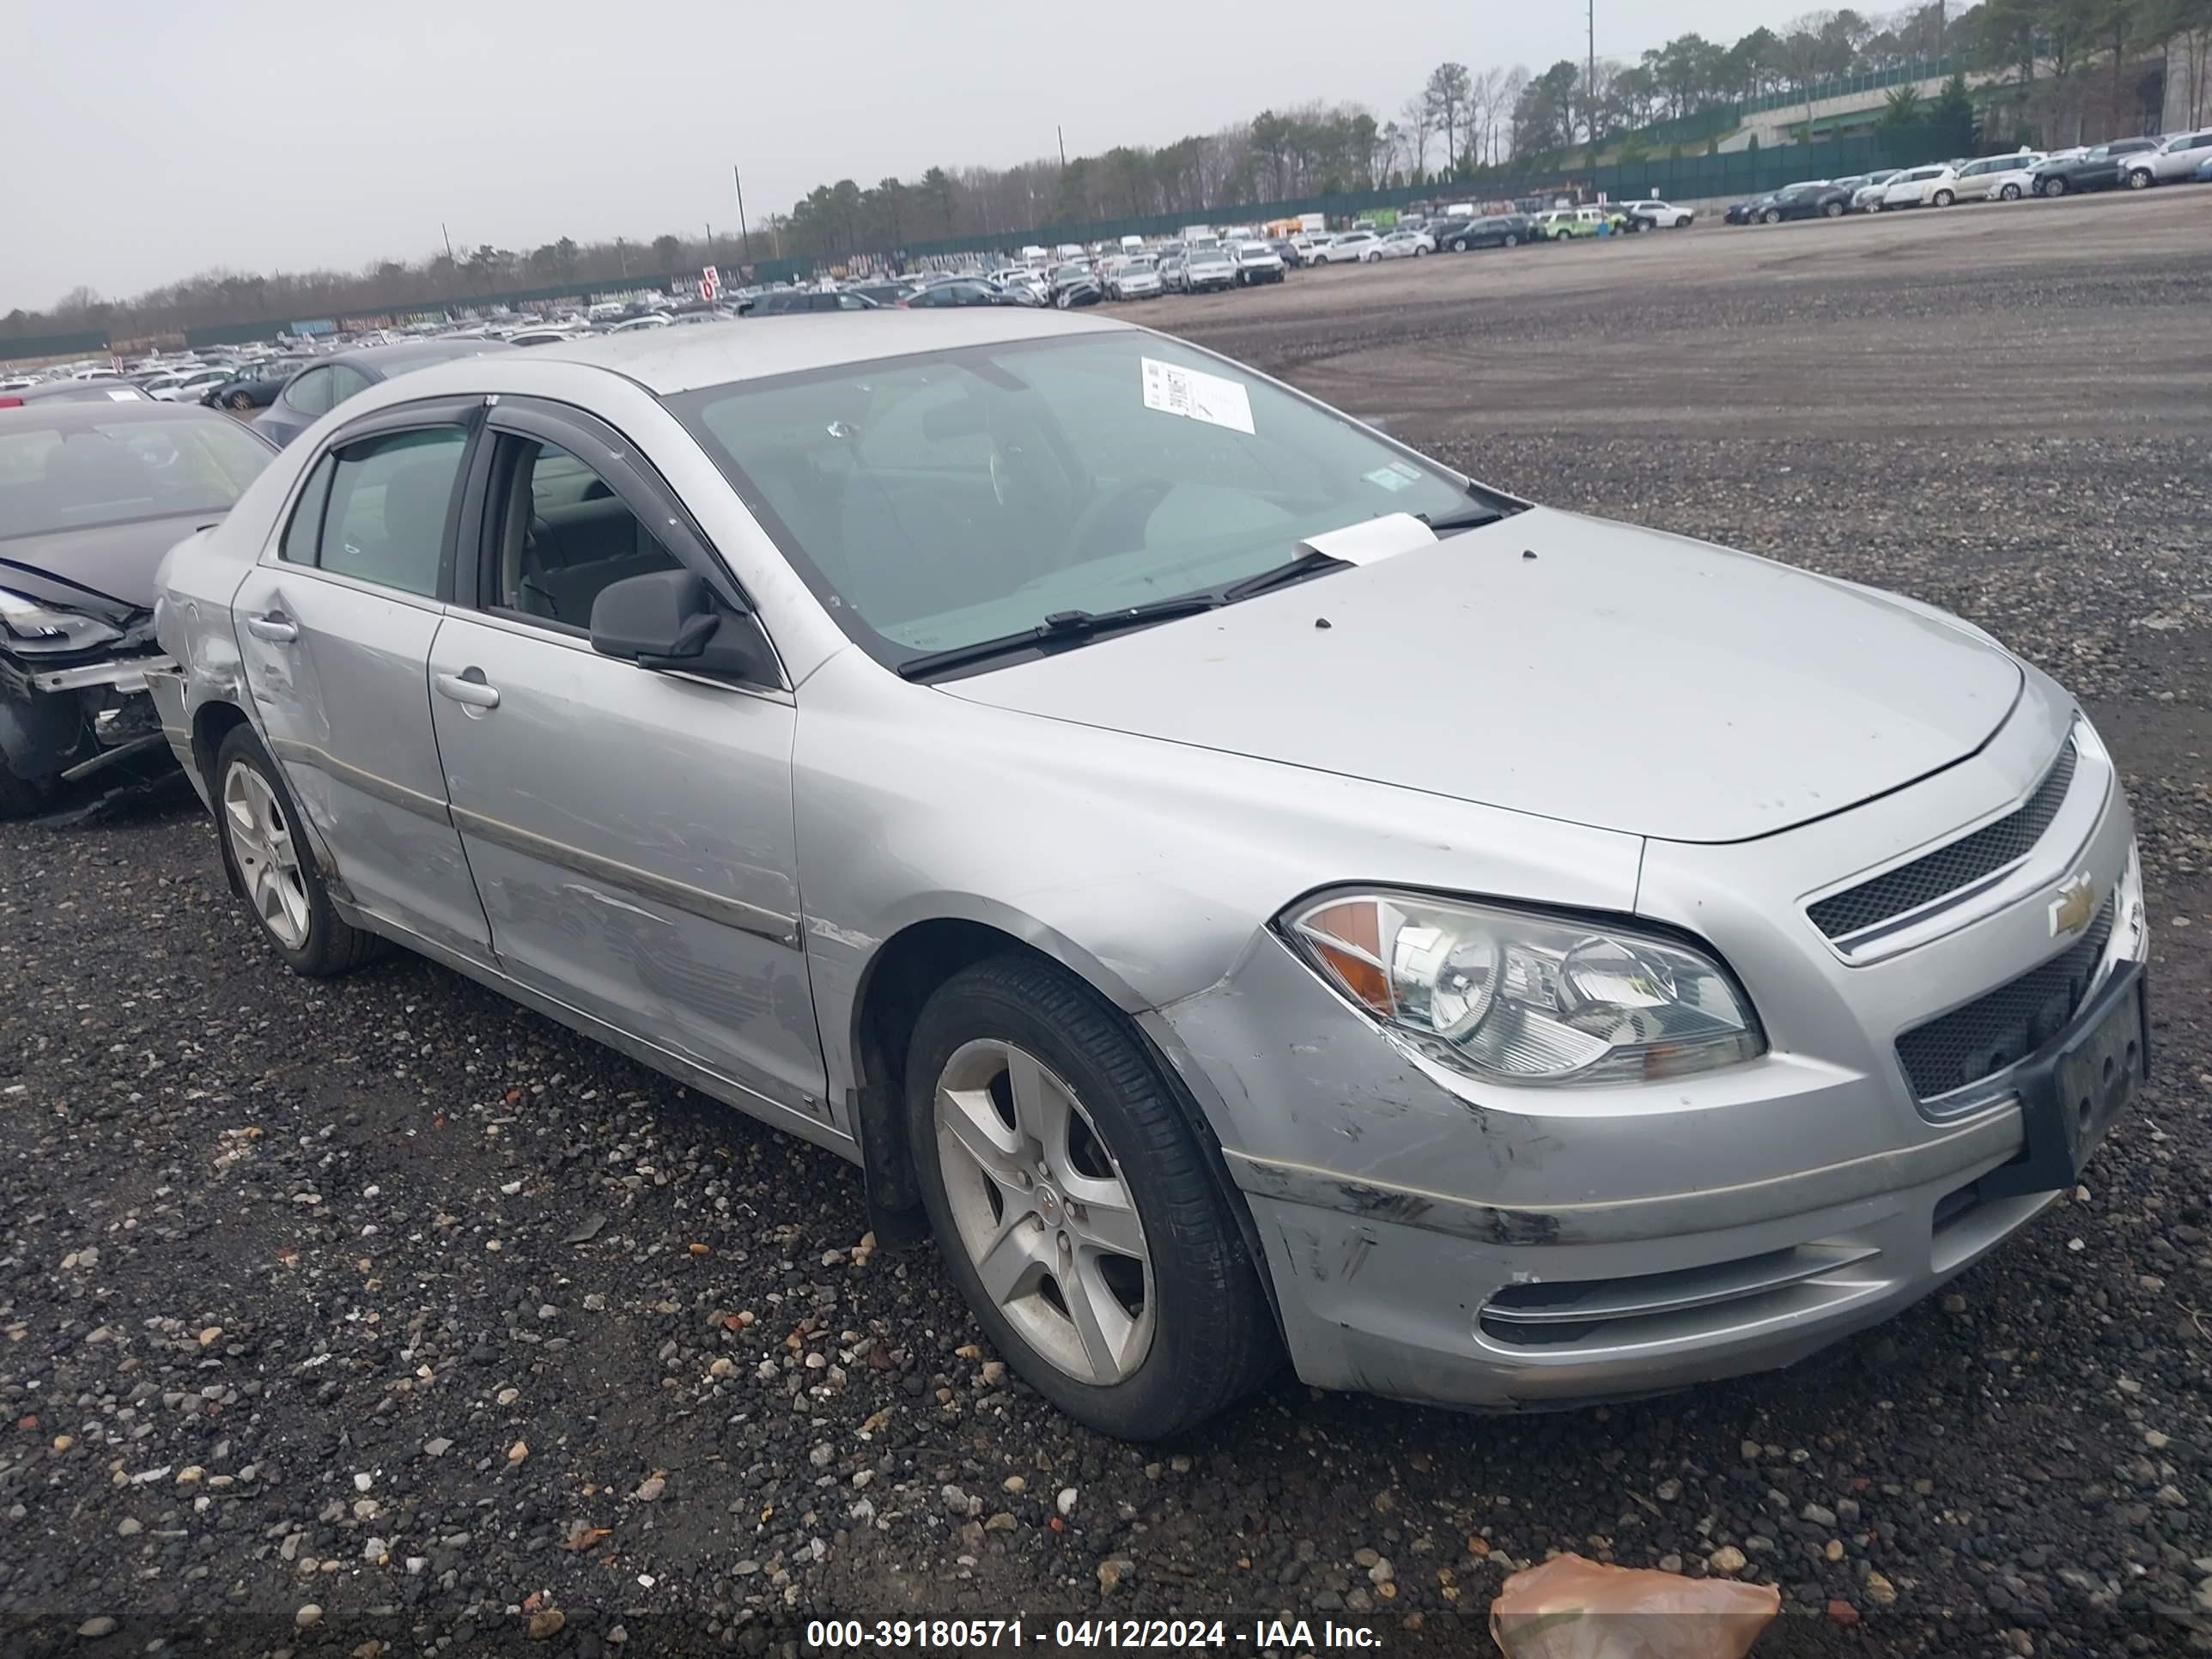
xmin=2049 ymin=873 xmax=2097 ymax=938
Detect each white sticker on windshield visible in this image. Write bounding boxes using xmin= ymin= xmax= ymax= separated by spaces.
xmin=1363 ymin=466 xmax=1414 ymax=493
xmin=106 ymin=389 xmax=137 ymax=401
xmin=1140 ymin=356 xmax=1255 ymax=435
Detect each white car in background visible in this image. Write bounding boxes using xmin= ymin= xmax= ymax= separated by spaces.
xmin=1850 ymin=170 xmax=1905 ymax=210
xmin=1377 ymin=228 xmax=1434 ymax=258
xmin=1625 ymin=200 xmax=1695 ymax=229
xmin=1876 ymin=165 xmax=1958 ymax=210
xmin=1972 ymin=153 xmax=2048 ymax=202
xmin=1948 ymin=151 xmax=2044 ymax=203
xmin=1107 ymin=257 xmax=1163 ymax=300
xmin=149 ymin=367 xmax=234 ymax=403
xmin=1314 ymin=229 xmax=1382 ymax=263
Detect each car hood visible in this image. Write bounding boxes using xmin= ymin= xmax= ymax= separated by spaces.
xmin=0 ymin=509 xmax=227 ymax=621
xmin=944 ymin=507 xmax=2022 ymax=844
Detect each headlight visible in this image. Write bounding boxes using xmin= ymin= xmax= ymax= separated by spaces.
xmin=0 ymin=589 xmax=123 ymax=653
xmin=1283 ymin=890 xmax=1765 ymax=1087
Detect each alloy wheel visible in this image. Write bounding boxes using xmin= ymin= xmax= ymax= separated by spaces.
xmin=933 ymin=1037 xmax=1153 ymax=1385
xmin=222 ymin=760 xmax=311 ymax=950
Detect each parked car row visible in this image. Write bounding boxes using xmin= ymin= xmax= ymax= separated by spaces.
xmin=1727 ymin=129 xmax=2212 ymax=226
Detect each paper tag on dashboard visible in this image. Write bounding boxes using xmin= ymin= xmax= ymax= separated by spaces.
xmin=1141 ymin=357 xmax=1255 ymax=434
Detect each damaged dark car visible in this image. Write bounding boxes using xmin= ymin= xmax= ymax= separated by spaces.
xmin=0 ymin=401 xmax=275 ymax=817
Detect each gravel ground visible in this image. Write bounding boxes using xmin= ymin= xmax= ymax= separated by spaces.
xmin=3 ymin=191 xmax=2209 ymax=1658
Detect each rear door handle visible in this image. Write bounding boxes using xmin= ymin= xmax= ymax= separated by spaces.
xmin=245 ymin=613 xmax=298 ymax=643
xmin=434 ymin=670 xmax=501 ymax=710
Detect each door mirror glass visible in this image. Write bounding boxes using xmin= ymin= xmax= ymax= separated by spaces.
xmin=590 ymin=568 xmax=771 ymax=684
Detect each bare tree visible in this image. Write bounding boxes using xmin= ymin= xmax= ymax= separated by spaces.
xmin=1399 ymin=94 xmax=1435 ymax=179
xmin=1771 ymin=10 xmax=1842 ymax=144
xmin=1468 ymin=66 xmax=1509 ymax=167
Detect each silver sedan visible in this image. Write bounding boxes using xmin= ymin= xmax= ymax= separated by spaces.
xmin=149 ymin=312 xmax=2148 ymax=1438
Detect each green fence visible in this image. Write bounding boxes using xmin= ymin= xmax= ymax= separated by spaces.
xmin=0 ymin=328 xmax=110 ymax=364
xmin=1738 ymin=57 xmax=1956 ymax=118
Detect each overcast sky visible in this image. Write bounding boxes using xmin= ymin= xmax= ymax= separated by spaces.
xmin=5 ymin=0 xmax=1796 ymax=311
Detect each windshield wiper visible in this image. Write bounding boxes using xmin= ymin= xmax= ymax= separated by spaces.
xmin=896 ymin=595 xmax=1221 ymax=680
xmin=1416 ymin=501 xmax=1507 ymax=533
xmin=1218 ymin=549 xmax=1350 ymax=602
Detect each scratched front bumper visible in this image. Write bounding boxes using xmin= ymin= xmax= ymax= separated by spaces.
xmin=1153 ymin=915 xmax=2109 ymax=1410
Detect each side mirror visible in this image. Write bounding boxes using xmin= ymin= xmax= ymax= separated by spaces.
xmin=590 ymin=568 xmax=775 ymax=684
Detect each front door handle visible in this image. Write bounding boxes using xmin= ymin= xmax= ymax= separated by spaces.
xmin=434 ymin=669 xmax=501 ymax=710
xmin=245 ymin=613 xmax=298 ymax=643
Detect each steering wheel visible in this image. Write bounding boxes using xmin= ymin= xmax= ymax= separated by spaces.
xmin=1058 ymin=477 xmax=1172 ymax=561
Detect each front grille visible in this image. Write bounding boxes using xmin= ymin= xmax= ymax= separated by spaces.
xmin=1895 ymin=897 xmax=2115 ymax=1101
xmin=1810 ymin=740 xmax=2078 ymax=941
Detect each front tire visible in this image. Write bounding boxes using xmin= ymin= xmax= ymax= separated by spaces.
xmin=2126 ymin=170 xmax=2152 ymax=191
xmin=2045 ymin=176 xmax=2068 ymax=197
xmin=906 ymin=954 xmax=1277 ymax=1439
xmin=0 ymin=752 xmax=52 ymax=821
xmin=1503 ymin=234 xmax=1518 ymax=247
xmin=214 ymin=726 xmax=380 ymax=977
xmin=1762 ymin=208 xmax=1781 ymax=224
xmin=1823 ymin=200 xmax=1844 ymax=218
xmin=228 ymin=391 xmax=252 ymax=411
xmin=1999 ymin=184 xmax=2021 ymax=201
xmin=1932 ymin=189 xmax=1955 ymax=207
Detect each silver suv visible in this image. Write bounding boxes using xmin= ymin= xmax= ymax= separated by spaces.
xmin=2123 ymin=128 xmax=2212 ymax=187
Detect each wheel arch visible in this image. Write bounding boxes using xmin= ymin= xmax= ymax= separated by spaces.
xmin=191 ymin=697 xmax=252 ymax=797
xmin=842 ymin=909 xmax=1283 ymax=1339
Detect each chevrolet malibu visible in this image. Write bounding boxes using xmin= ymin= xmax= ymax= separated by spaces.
xmin=149 ymin=313 xmax=2149 ymax=1438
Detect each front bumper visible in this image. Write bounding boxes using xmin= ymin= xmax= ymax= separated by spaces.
xmin=2 ymin=650 xmax=179 ymax=787
xmin=1156 ymin=705 xmax=2146 ymax=1410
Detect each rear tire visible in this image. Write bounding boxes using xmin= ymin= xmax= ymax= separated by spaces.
xmin=906 ymin=953 xmax=1278 ymax=1440
xmin=1823 ymin=200 xmax=1844 ymax=218
xmin=1762 ymin=208 xmax=1782 ymax=224
xmin=1503 ymin=234 xmax=1518 ymax=247
xmin=213 ymin=725 xmax=380 ymax=978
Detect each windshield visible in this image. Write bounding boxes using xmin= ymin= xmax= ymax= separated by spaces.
xmin=669 ymin=332 xmax=1484 ymax=669
xmin=0 ymin=416 xmax=270 ymax=541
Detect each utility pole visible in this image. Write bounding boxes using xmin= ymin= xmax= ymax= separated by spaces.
xmin=1587 ymin=0 xmax=1596 ymax=154
xmin=1058 ymin=125 xmax=1068 ymax=169
xmin=441 ymin=222 xmax=454 ymax=264
xmin=732 ymin=168 xmax=751 ymax=262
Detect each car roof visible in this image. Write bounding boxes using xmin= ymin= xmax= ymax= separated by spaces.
xmin=325 ymin=338 xmax=517 ymax=370
xmin=0 ymin=398 xmax=258 ymax=433
xmin=520 ymin=308 xmax=1130 ymax=394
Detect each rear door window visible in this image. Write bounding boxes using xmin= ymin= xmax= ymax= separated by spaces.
xmin=316 ymin=428 xmax=470 ymax=597
xmin=284 ymin=368 xmax=335 ymax=416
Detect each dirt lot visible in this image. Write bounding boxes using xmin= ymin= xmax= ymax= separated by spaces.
xmin=3 ymin=189 xmax=2209 ymax=1658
